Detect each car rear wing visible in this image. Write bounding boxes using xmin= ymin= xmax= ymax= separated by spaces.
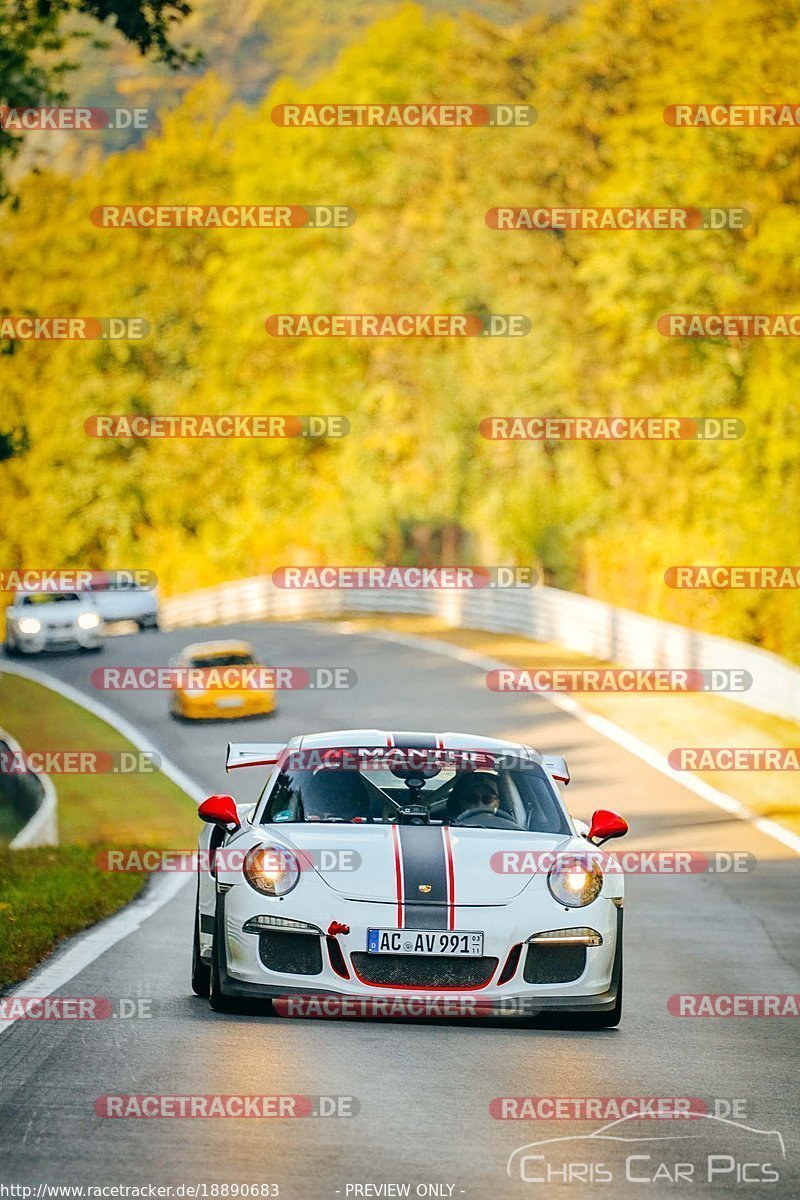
xmin=542 ymin=755 xmax=570 ymax=785
xmin=226 ymin=743 xmax=287 ymax=772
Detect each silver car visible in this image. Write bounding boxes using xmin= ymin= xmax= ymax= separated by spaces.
xmin=3 ymin=590 xmax=104 ymax=655
xmin=85 ymin=578 xmax=159 ymax=630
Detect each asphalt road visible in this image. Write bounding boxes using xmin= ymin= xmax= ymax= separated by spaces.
xmin=1 ymin=621 xmax=798 ymax=1198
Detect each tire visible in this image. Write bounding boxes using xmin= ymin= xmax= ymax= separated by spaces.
xmin=3 ymin=636 xmax=18 ymax=657
xmin=208 ymin=893 xmax=273 ymax=1015
xmin=209 ymin=894 xmax=238 ymax=1012
xmin=191 ymin=880 xmax=211 ymax=997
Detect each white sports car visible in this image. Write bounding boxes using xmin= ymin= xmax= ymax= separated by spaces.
xmin=3 ymin=590 xmax=104 ymax=654
xmin=192 ymin=730 xmax=628 ymax=1027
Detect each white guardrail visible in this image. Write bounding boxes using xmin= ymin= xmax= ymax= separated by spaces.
xmin=0 ymin=727 xmax=58 ymax=848
xmin=161 ymin=577 xmax=800 ymax=725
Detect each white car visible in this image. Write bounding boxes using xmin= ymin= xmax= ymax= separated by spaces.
xmin=192 ymin=730 xmax=628 ymax=1027
xmin=3 ymin=590 xmax=104 ymax=654
xmin=85 ymin=579 xmax=159 ymax=630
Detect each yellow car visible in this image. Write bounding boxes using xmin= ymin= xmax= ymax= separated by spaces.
xmin=169 ymin=640 xmax=277 ymax=721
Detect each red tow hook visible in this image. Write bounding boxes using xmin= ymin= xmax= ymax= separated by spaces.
xmin=326 ymin=922 xmax=351 ymax=979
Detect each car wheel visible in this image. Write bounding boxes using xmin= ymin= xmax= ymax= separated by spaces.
xmin=191 ymin=880 xmax=211 ymax=997
xmin=209 ymin=894 xmax=241 ymax=1012
xmin=208 ymin=894 xmax=272 ymax=1015
xmin=3 ymin=636 xmax=18 ymax=657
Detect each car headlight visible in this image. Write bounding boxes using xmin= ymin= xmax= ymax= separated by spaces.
xmin=547 ymin=859 xmax=604 ymax=907
xmin=18 ymin=617 xmax=41 ymax=635
xmin=77 ymin=611 xmax=101 ymax=630
xmin=244 ymin=845 xmax=300 ymax=897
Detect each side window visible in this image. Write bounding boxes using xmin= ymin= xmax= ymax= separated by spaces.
xmin=261 ymin=771 xmax=301 ymax=822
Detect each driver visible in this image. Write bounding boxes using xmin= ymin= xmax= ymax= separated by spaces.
xmin=302 ymin=768 xmax=370 ymax=822
xmin=447 ymin=771 xmax=501 ymax=822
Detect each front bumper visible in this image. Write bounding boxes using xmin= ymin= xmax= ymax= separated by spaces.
xmin=208 ymin=886 xmax=622 ymax=1014
xmin=174 ymin=691 xmax=276 ymax=719
xmin=11 ymin=626 xmax=102 ymax=653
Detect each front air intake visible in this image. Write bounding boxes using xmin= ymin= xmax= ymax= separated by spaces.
xmin=351 ymin=953 xmax=498 ymax=989
xmin=258 ymin=931 xmax=323 ymax=975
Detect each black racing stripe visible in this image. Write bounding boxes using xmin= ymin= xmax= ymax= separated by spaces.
xmin=392 ymin=732 xmax=438 ymax=750
xmin=398 ymin=825 xmax=448 ymax=929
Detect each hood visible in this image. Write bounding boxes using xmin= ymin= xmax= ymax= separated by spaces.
xmin=259 ymin=823 xmax=578 ymax=906
xmin=13 ymin=598 xmax=92 ymax=620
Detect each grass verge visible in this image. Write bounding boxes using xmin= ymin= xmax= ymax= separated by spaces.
xmin=0 ymin=670 xmax=199 ymax=990
xmin=333 ymin=613 xmax=800 ymax=837
xmin=0 ymin=846 xmax=144 ymax=991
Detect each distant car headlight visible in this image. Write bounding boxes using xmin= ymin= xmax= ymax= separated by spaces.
xmin=547 ymin=859 xmax=604 ymax=907
xmin=18 ymin=617 xmax=41 ymax=635
xmin=77 ymin=611 xmax=101 ymax=630
xmin=244 ymin=845 xmax=300 ymax=897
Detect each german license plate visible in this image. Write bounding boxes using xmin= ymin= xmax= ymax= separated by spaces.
xmin=367 ymin=929 xmax=484 ymax=956
xmin=216 ymin=696 xmax=244 ymax=708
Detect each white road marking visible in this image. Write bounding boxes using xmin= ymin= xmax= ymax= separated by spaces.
xmin=2 ymin=622 xmax=798 ymax=1038
xmin=0 ymin=659 xmax=203 ymax=1035
xmin=0 ymin=873 xmax=188 ymax=1036
xmin=334 ymin=625 xmax=800 ymax=858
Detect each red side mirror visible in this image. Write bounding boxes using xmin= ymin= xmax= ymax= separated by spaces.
xmin=588 ymin=809 xmax=628 ymax=846
xmin=198 ymin=794 xmax=240 ymax=829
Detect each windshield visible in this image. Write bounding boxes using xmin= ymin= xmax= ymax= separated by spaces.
xmin=259 ymin=759 xmax=569 ymax=834
xmin=89 ymin=580 xmax=144 ymax=592
xmin=20 ymin=592 xmax=80 ymax=605
xmin=188 ymin=652 xmax=255 ymax=668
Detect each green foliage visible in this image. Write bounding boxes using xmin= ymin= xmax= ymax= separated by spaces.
xmin=0 ymin=1 xmax=798 ymax=657
xmin=0 ymin=0 xmax=197 ymax=197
